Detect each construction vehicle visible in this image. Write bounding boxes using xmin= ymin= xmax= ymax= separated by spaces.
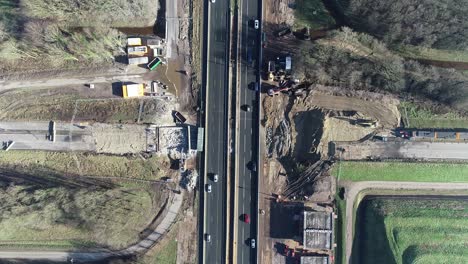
xmin=275 ymin=27 xmax=291 ymax=37
xmin=354 ymin=119 xmax=378 ymax=128
xmin=122 ymin=83 xmax=144 ymax=98
xmin=147 ymin=57 xmax=163 ymax=71
xmin=267 ymin=86 xmax=291 ymax=96
xmin=303 ymin=27 xmax=311 ymax=40
xmin=174 ymin=111 xmax=187 ymax=123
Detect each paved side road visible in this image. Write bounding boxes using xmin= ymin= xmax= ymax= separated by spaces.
xmin=0 ymin=191 xmax=184 ymax=262
xmin=344 ymin=181 xmax=468 ymax=264
xmin=0 ymin=74 xmax=144 ymax=90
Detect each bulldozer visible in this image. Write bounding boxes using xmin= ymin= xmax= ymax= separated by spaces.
xmin=354 ymin=119 xmax=379 ymax=128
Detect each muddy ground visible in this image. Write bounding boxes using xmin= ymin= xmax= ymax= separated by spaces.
xmin=260 ymin=84 xmax=400 ymax=264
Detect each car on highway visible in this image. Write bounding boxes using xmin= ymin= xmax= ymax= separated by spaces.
xmin=248 ymin=160 xmax=257 ymax=172
xmin=250 ymin=238 xmax=256 ymax=248
xmin=243 ymin=105 xmax=252 ymax=112
xmin=247 ymin=49 xmax=253 ymax=64
xmin=205 ymin=233 xmax=211 ymax=242
xmin=211 ymin=0 xmax=215 ymax=3
xmin=213 ymin=173 xmax=219 ymax=182
xmin=254 ymin=19 xmax=259 ymax=29
xmin=243 ymin=213 xmax=250 ymax=223
xmin=206 ymin=184 xmax=212 ymax=193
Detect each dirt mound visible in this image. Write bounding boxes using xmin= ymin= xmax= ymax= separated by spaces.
xmin=263 ymin=87 xmax=401 ymax=161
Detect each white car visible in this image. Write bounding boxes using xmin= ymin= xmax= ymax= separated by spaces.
xmin=250 ymin=238 xmax=256 ymax=248
xmin=213 ymin=174 xmax=219 ymax=182
xmin=254 ymin=20 xmax=259 ymax=29
xmin=211 ymin=0 xmax=215 ymax=3
xmin=206 ymin=184 xmax=212 ymax=193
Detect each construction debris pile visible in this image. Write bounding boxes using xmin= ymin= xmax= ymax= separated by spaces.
xmin=267 ymin=120 xmax=292 ymax=158
xmin=158 ymin=127 xmax=188 ymax=158
xmin=282 ymin=160 xmax=332 ymax=200
xmin=181 ymin=169 xmax=198 ymax=191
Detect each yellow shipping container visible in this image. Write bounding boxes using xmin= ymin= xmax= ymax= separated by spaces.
xmin=122 ymin=84 xmax=144 ymax=98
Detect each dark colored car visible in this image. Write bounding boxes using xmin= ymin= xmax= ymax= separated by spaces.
xmin=247 ymin=49 xmax=253 ymax=64
xmin=248 ymin=161 xmax=257 ymax=172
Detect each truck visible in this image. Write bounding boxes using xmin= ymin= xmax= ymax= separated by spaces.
xmin=147 ymin=57 xmax=163 ymax=71
xmin=122 ymin=84 xmax=144 ymax=98
xmin=174 ymin=111 xmax=187 ymax=123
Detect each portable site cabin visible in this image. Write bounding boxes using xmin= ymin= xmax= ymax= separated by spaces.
xmin=122 ymin=84 xmax=144 ymax=98
xmin=128 ymin=57 xmax=149 ymax=65
xmin=127 ymin=46 xmax=148 ymax=55
xmin=127 ymin=38 xmax=142 ymax=46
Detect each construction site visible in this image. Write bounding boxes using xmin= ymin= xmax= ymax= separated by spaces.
xmin=257 ymin=0 xmax=468 ymax=263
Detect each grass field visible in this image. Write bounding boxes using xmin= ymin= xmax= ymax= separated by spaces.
xmin=0 ymin=151 xmax=170 ymax=181
xmin=352 ymin=198 xmax=468 ymax=264
xmin=331 ymin=161 xmax=468 ymax=182
xmin=295 ymin=0 xmax=336 ymax=30
xmin=335 ymin=195 xmax=346 ymax=264
xmin=399 ymin=101 xmax=468 ymax=129
xmin=142 ymin=224 xmax=178 ymax=264
xmin=396 ymin=45 xmax=468 ymax=63
xmin=0 ymin=182 xmax=155 ymax=250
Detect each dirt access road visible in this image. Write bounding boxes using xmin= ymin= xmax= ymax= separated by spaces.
xmin=343 ymin=181 xmax=468 ymax=264
xmin=0 ymin=68 xmax=147 ymax=90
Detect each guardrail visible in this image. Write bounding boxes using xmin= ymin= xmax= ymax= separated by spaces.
xmin=197 ymin=0 xmax=209 ymax=263
xmin=255 ymin=0 xmax=263 ymax=262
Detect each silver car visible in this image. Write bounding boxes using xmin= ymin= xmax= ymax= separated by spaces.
xmin=205 ymin=234 xmax=211 ymax=242
xmin=211 ymin=0 xmax=215 ymax=3
xmin=254 ymin=20 xmax=259 ymax=29
xmin=206 ymin=184 xmax=212 ymax=193
xmin=250 ymin=238 xmax=256 ymax=248
xmin=213 ymin=174 xmax=219 ymax=182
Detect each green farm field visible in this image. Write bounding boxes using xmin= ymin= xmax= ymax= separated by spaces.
xmin=332 ymin=161 xmax=468 ymax=182
xmin=352 ymin=198 xmax=468 ymax=264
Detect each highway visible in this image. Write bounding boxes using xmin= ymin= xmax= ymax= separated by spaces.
xmin=202 ymin=0 xmax=230 ymax=263
xmin=236 ymin=0 xmax=261 ymax=262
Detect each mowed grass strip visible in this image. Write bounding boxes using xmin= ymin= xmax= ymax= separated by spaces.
xmin=396 ymin=44 xmax=468 ymax=63
xmin=0 ymin=151 xmax=169 ymax=180
xmin=353 ymin=198 xmax=468 ymax=264
xmin=399 ymin=101 xmax=468 ymax=129
xmin=332 ymin=161 xmax=468 ymax=182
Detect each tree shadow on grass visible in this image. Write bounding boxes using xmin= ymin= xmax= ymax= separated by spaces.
xmin=0 ymin=166 xmax=117 ymax=190
xmin=351 ymin=197 xmax=397 ymax=264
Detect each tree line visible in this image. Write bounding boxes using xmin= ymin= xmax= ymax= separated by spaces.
xmin=295 ymin=28 xmax=468 ymax=111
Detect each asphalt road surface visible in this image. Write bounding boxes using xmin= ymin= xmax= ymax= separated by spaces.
xmin=203 ymin=0 xmax=230 ymax=263
xmin=337 ymin=141 xmax=468 ymax=161
xmin=236 ymin=0 xmax=260 ymax=262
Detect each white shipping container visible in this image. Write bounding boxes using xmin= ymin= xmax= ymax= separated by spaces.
xmin=128 ymin=57 xmax=149 ymax=65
